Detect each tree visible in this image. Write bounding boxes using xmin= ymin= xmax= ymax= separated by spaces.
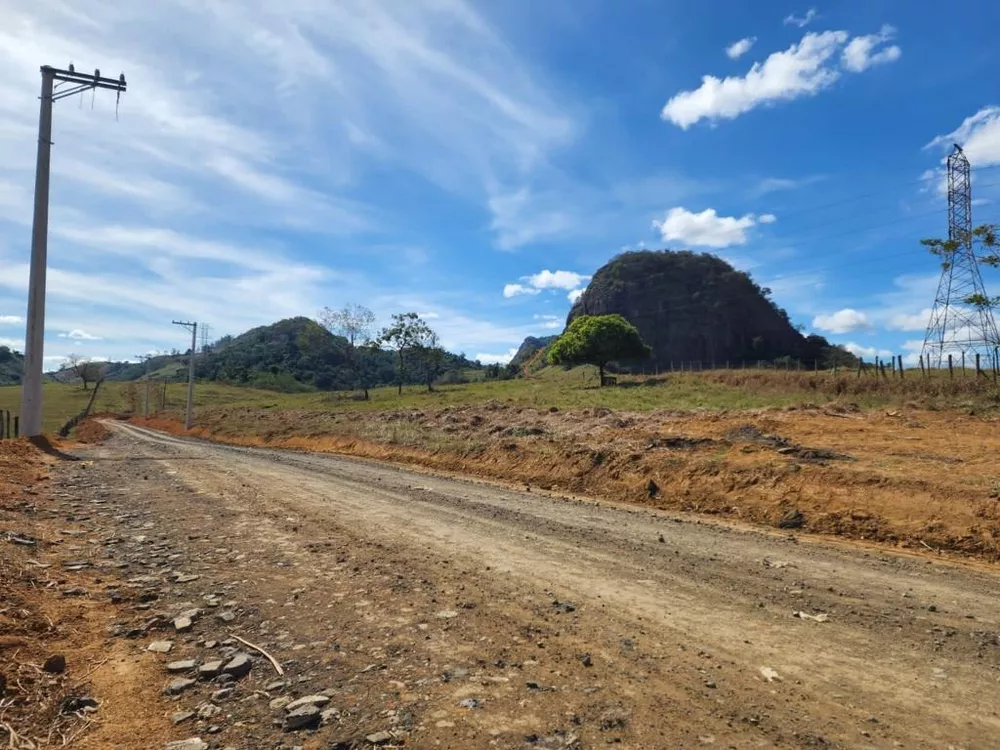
xmin=414 ymin=331 xmax=447 ymax=392
xmin=378 ymin=313 xmax=433 ymax=395
xmin=547 ymin=314 xmax=650 ymax=385
xmin=319 ymin=303 xmax=376 ymax=398
xmin=64 ymin=353 xmax=105 ymax=390
xmin=922 ymin=223 xmax=1000 ymax=309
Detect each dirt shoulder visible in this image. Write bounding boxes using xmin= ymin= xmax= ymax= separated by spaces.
xmin=0 ymin=438 xmax=171 ymax=749
xmin=133 ymin=400 xmax=1000 ymax=560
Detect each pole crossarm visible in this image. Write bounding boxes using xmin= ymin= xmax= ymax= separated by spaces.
xmin=49 ymin=66 xmax=126 ymax=101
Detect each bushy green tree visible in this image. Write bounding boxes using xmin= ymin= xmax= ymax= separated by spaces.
xmin=378 ymin=312 xmax=433 ymax=394
xmin=547 ymin=314 xmax=650 ymax=385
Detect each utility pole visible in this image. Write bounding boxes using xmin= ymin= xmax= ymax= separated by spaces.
xmin=19 ymin=64 xmax=127 ymax=437
xmin=172 ymin=321 xmax=197 ymax=430
xmin=135 ymin=353 xmax=152 ymax=417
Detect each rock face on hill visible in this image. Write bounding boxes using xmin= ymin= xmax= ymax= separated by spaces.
xmin=509 ymin=336 xmax=558 ymax=369
xmin=568 ymin=250 xmax=851 ymax=367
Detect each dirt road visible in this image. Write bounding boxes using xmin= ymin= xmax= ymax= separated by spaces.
xmin=58 ymin=422 xmax=1000 ymax=748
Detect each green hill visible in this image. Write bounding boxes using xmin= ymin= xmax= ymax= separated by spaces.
xmin=196 ymin=317 xmax=482 ymax=392
xmin=0 ymin=346 xmax=23 ymax=386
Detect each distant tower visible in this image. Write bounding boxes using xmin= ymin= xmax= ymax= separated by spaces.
xmin=921 ymin=144 xmax=1000 ymax=367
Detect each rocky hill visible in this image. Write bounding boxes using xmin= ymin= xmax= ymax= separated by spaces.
xmin=568 ymin=250 xmax=856 ymax=368
xmin=509 ymin=335 xmax=558 ymax=370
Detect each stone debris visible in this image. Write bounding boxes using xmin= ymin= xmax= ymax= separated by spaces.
xmin=285 ymin=694 xmax=331 ymax=712
xmin=172 ymin=710 xmax=195 ymax=725
xmin=164 ymin=739 xmax=207 ymax=750
xmin=148 ymin=641 xmax=173 ymax=654
xmin=173 ymin=615 xmax=194 ymax=632
xmin=166 ymin=659 xmax=197 ymax=673
xmin=165 ymin=678 xmax=197 ymax=695
xmin=365 ymin=731 xmax=394 ymax=745
xmin=222 ymin=653 xmax=252 ymax=679
xmin=43 ymin=654 xmax=66 ymax=674
xmin=284 ymin=703 xmax=321 ymax=731
xmin=198 ymin=660 xmax=224 ymax=680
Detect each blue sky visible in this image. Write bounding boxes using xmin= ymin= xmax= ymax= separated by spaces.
xmin=1 ymin=0 xmax=999 ymax=366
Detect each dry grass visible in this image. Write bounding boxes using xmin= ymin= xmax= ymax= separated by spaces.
xmin=133 ymin=398 xmax=1000 ymax=562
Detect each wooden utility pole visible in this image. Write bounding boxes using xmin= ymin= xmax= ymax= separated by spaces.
xmin=172 ymin=321 xmax=197 ymax=429
xmin=19 ymin=64 xmax=126 ymax=437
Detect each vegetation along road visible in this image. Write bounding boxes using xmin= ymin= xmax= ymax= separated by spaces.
xmin=58 ymin=420 xmax=1000 ymax=748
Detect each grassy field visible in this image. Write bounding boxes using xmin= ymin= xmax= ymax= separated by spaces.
xmin=1 ymin=365 xmax=998 ymax=436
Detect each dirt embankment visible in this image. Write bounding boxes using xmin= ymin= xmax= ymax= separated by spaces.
xmin=0 ymin=438 xmax=170 ymax=749
xmin=132 ymin=401 xmax=1000 ymax=561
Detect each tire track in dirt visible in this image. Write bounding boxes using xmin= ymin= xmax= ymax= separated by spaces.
xmin=104 ymin=421 xmax=1000 ymax=748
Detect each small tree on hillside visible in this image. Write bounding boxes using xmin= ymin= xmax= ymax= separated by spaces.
xmin=414 ymin=331 xmax=447 ymax=392
xmin=547 ymin=314 xmax=650 ymax=385
xmin=64 ymin=353 xmax=105 ymax=391
xmin=319 ymin=303 xmax=376 ymax=398
xmin=379 ymin=312 xmax=433 ymax=395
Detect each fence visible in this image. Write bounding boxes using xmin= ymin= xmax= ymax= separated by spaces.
xmin=0 ymin=409 xmax=18 ymax=440
xmin=634 ymin=352 xmax=1000 ymax=381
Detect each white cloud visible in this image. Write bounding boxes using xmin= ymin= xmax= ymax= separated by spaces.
xmin=503 ymin=283 xmax=540 ymax=298
xmin=843 ymin=342 xmax=893 ymax=360
xmin=567 ymin=289 xmax=585 ymax=304
xmin=926 ymin=107 xmax=1000 ymax=167
xmin=841 ymin=25 xmax=901 ymax=73
xmin=661 ymin=27 xmax=900 ymax=128
xmin=784 ymin=9 xmax=818 ymax=27
xmin=503 ymin=270 xmax=591 ymax=299
xmin=726 ymin=37 xmax=756 ymax=60
xmin=0 ymin=314 xmax=22 ymax=325
xmin=886 ymin=308 xmax=933 ymax=332
xmin=475 ymin=348 xmax=519 ymax=365
xmin=58 ymin=329 xmax=103 ymax=341
xmin=751 ymin=175 xmax=825 ymax=197
xmin=652 ymin=207 xmax=775 ymax=248
xmin=534 ymin=314 xmax=562 ymax=330
xmin=0 ymin=337 xmax=21 ymax=349
xmin=525 ymin=270 xmax=589 ymax=291
xmin=811 ymin=308 xmax=872 ymax=334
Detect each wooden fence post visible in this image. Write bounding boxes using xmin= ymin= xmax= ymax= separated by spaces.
xmin=961 ymin=350 xmax=966 ymax=376
xmin=890 ymin=357 xmax=896 ymax=377
xmin=948 ymin=354 xmax=954 ymax=379
xmin=975 ymin=352 xmax=982 ymax=377
xmin=919 ymin=354 xmax=926 ymax=378
xmin=857 ymin=357 xmax=864 ymax=377
xmin=13 ymin=416 xmax=18 ymax=438
xmin=898 ymin=355 xmax=904 ymax=379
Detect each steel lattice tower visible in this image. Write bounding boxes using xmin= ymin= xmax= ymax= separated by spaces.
xmin=921 ymin=144 xmax=1000 ymax=367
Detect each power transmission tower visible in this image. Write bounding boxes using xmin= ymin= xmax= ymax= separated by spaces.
xmin=19 ymin=65 xmax=127 ymax=437
xmin=134 ymin=353 xmax=153 ymax=417
xmin=921 ymin=144 xmax=1000 ymax=368
xmin=172 ymin=321 xmax=197 ymax=429
xmin=200 ymin=323 xmax=212 ymax=352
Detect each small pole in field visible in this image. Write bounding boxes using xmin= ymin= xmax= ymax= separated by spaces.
xmin=171 ymin=320 xmax=197 ymax=429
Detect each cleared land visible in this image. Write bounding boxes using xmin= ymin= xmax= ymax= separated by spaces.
xmin=3 ymin=371 xmax=1000 ymax=558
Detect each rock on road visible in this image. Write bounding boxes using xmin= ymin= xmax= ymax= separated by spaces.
xmin=87 ymin=421 xmax=999 ymax=748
